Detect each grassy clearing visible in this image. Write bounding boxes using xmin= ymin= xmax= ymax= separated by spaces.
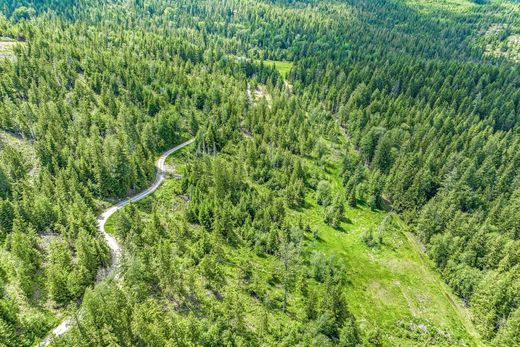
xmin=286 ymin=144 xmax=481 ymax=345
xmin=294 ymin=199 xmax=479 ymax=345
xmin=105 ymin=137 xmax=480 ymax=346
xmin=256 ymin=59 xmax=293 ymax=78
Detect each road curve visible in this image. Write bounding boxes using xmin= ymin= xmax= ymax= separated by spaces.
xmin=38 ymin=138 xmax=195 ymax=347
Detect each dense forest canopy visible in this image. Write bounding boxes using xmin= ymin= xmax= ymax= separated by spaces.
xmin=0 ymin=0 xmax=519 ymax=346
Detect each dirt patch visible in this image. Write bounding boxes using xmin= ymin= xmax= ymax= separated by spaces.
xmin=0 ymin=40 xmax=20 ymax=60
xmin=384 ymin=258 xmax=416 ymax=272
xmin=508 ymin=34 xmax=520 ymax=44
xmin=247 ymin=83 xmax=272 ymax=108
xmin=368 ymin=280 xmax=392 ymax=305
xmin=38 ymin=233 xmax=61 ymax=254
xmin=253 ymin=85 xmax=272 ymax=105
xmin=284 ymin=80 xmax=293 ymax=97
xmin=484 ymin=23 xmax=505 ymax=36
xmin=240 ymin=126 xmax=254 ymax=140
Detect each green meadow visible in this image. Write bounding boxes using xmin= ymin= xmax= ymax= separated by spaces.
xmin=105 ymin=140 xmax=481 ymax=346
xmin=256 ymin=59 xmax=293 ymax=78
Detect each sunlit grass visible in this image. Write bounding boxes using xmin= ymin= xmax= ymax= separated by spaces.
xmin=105 ymin=137 xmax=480 ymax=345
xmin=256 ymin=59 xmax=293 ymax=78
xmin=285 ymin=142 xmax=480 ymax=345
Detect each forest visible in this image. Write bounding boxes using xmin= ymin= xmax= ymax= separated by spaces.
xmin=0 ymin=0 xmax=519 ymax=346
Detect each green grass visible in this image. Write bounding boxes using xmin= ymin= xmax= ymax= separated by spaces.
xmin=293 ymin=200 xmax=479 ymax=345
xmin=165 ymin=144 xmax=191 ymax=171
xmin=285 ymin=145 xmax=482 ymax=346
xmin=257 ymin=59 xmax=293 ymax=78
xmin=105 ymin=137 xmax=481 ymax=346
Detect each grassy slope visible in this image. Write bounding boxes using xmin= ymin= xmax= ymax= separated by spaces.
xmin=105 ymin=136 xmax=482 ymax=346
xmin=291 ymin=162 xmax=481 ymax=346
xmin=295 ymin=127 xmax=482 ymax=345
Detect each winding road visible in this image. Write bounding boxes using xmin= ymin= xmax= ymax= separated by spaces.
xmin=38 ymin=138 xmax=195 ymax=347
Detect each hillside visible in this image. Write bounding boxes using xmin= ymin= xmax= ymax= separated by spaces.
xmin=96 ymin=133 xmax=482 ymax=346
xmin=0 ymin=0 xmax=519 ymax=346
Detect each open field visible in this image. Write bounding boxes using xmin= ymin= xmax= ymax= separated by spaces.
xmin=296 ymin=201 xmax=480 ymax=345
xmin=278 ymin=143 xmax=482 ymax=345
xmin=256 ymin=59 xmax=293 ymax=78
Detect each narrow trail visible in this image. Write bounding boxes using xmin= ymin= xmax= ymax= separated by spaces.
xmin=38 ymin=138 xmax=195 ymax=347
